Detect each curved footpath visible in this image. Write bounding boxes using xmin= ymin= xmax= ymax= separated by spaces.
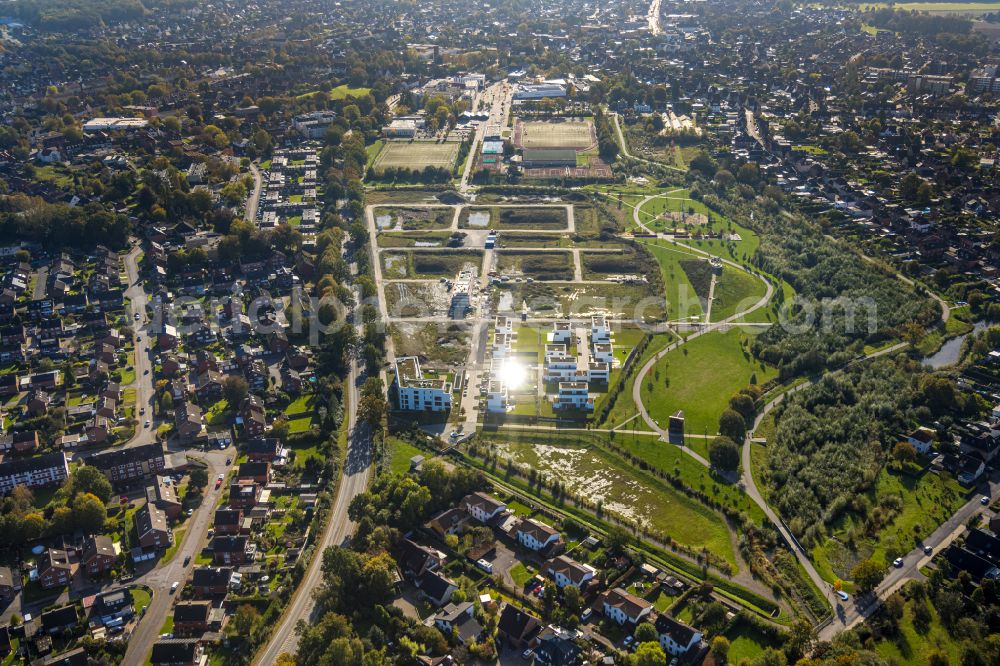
xmin=630 ymin=206 xmax=961 ymax=634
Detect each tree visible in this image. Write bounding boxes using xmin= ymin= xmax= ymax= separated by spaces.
xmin=606 ymin=525 xmax=632 ymax=553
xmin=72 ymin=493 xmax=106 ymax=534
xmin=711 ymin=636 xmax=731 ymax=663
xmin=70 ymin=466 xmax=112 ymax=503
xmin=222 ymin=375 xmax=249 ymax=407
xmin=232 ymin=604 xmax=259 ymax=636
xmin=708 ymin=436 xmax=741 ymax=472
xmin=892 ymin=441 xmax=917 ymax=465
xmin=633 ymin=642 xmax=667 ymax=666
xmin=189 ymin=468 xmax=208 ymax=490
xmin=850 ymin=559 xmax=886 ymax=592
xmin=718 ymin=409 xmax=746 ymax=442
xmin=635 ymin=622 xmax=658 ymax=643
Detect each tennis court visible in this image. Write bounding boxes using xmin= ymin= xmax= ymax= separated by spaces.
xmin=514 ymin=119 xmax=597 ymax=150
xmin=373 ymin=141 xmax=460 ymax=172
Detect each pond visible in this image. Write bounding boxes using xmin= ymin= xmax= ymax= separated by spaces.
xmin=922 ymin=320 xmax=987 ymax=369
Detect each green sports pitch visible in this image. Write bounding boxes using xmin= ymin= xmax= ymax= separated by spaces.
xmin=372 ymin=141 xmax=460 ymax=172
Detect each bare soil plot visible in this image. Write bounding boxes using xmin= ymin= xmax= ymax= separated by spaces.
xmin=459 ymin=206 xmax=569 ymax=231
xmin=580 ymin=246 xmax=658 ymax=280
xmin=382 ymin=249 xmax=483 ymax=279
xmin=384 ymin=281 xmax=451 ymax=317
xmin=496 ymin=251 xmax=574 ymax=281
xmin=390 ymin=322 xmax=470 ymax=365
xmin=373 ymin=206 xmax=453 ymax=230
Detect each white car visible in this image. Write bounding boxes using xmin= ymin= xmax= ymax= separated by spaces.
xmin=144 ymin=420 xmax=151 ymax=428
xmin=893 ymin=557 xmax=904 ymax=568
xmin=160 ymin=633 xmax=173 ymax=639
xmin=170 ymin=581 xmax=179 ymax=593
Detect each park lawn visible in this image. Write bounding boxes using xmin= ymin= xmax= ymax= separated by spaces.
xmin=641 ymin=328 xmax=777 ymax=435
xmin=637 ymin=189 xmax=714 ymax=229
xmin=676 ymin=219 xmax=760 ymax=266
xmin=329 ymin=84 xmax=371 ymax=100
xmin=710 ymin=267 xmax=768 ymax=322
xmin=640 ymin=241 xmax=704 ymax=322
xmin=874 ymin=583 xmax=964 ymax=666
xmin=621 ymin=435 xmax=766 ymax=524
xmin=734 ymin=278 xmax=793 ymax=325
xmin=813 ymin=466 xmax=968 ymax=584
xmin=485 ymin=431 xmax=738 ymax=567
xmin=597 ymin=332 xmax=675 ymax=430
xmin=387 ymin=436 xmax=423 ymax=475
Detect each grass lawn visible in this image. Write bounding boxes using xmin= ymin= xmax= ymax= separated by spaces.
xmin=509 ymin=562 xmax=533 ymax=586
xmin=286 ymin=415 xmax=315 ymax=434
xmin=387 ymin=436 xmax=423 ymax=475
xmin=676 ymin=219 xmax=761 ymax=266
xmin=641 ymin=241 xmax=704 ymax=322
xmin=711 ymin=267 xmax=767 ymax=322
xmin=619 ymin=433 xmax=766 ymax=524
xmin=597 ymin=331 xmax=675 ymax=431
xmin=159 ymin=614 xmax=174 ymax=635
xmin=641 ymin=328 xmax=777 ymax=435
xmin=329 ymin=84 xmax=371 ymax=99
xmin=724 ymin=620 xmax=782 ymax=663
xmin=131 ymin=587 xmax=152 ymax=614
xmin=284 ymin=396 xmax=313 ymax=417
xmin=161 ymin=527 xmax=186 ymax=564
xmin=366 ymin=140 xmax=385 ymax=168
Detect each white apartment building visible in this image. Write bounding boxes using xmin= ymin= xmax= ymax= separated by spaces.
xmin=556 ymin=381 xmax=592 ymax=411
xmin=591 ymin=315 xmax=610 ymax=343
xmin=395 ymin=357 xmax=452 ymax=412
xmin=486 ymin=380 xmax=511 ymax=413
xmin=547 ymin=321 xmax=572 ymax=344
xmin=494 ymin=316 xmax=515 ymax=336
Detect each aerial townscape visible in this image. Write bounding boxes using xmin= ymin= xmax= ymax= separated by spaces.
xmin=1 ymin=0 xmax=1000 ymax=665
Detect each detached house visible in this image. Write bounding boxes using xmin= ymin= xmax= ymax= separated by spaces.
xmin=656 ymin=614 xmax=703 ymax=656
xmin=135 ymin=503 xmax=172 ymax=550
xmin=38 ymin=548 xmax=72 ymax=589
xmin=82 ymin=535 xmax=117 ymax=576
xmin=600 ymin=587 xmax=653 ymax=626
xmin=543 ymin=555 xmax=596 ymax=590
xmin=516 ymin=518 xmax=561 ymax=553
xmin=462 ymin=492 xmax=506 ymax=523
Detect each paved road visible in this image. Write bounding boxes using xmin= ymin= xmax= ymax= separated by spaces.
xmin=255 ymin=278 xmax=373 ymax=663
xmin=460 ymin=81 xmax=510 ymax=192
xmin=247 ymin=162 xmax=263 ymax=223
xmin=122 ymin=246 xmax=157 ymax=448
xmin=121 ymin=448 xmax=230 ymax=663
xmin=647 ymin=0 xmax=663 ymax=34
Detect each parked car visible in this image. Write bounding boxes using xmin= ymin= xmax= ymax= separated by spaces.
xmin=893 ymin=557 xmax=904 ymax=568
xmin=923 ymin=546 xmax=933 ymax=555
xmin=581 ymin=608 xmax=592 ymax=622
xmin=981 ymin=496 xmax=991 ymax=505
xmin=170 ymin=581 xmax=179 ymax=593
xmin=836 ymin=590 xmax=849 ymax=601
xmin=476 ymin=558 xmax=493 ymax=574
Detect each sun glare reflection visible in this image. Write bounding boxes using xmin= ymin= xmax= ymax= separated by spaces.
xmin=498 ymin=360 xmax=527 ymax=390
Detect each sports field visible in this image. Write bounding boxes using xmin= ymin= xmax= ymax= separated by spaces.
xmin=515 ymin=119 xmax=596 ymax=150
xmin=373 ymin=141 xmax=460 ymax=172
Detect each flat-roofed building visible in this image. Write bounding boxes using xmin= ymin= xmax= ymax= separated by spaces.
xmin=556 ymin=381 xmax=592 ymax=411
xmin=395 ymin=357 xmax=452 ymax=412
